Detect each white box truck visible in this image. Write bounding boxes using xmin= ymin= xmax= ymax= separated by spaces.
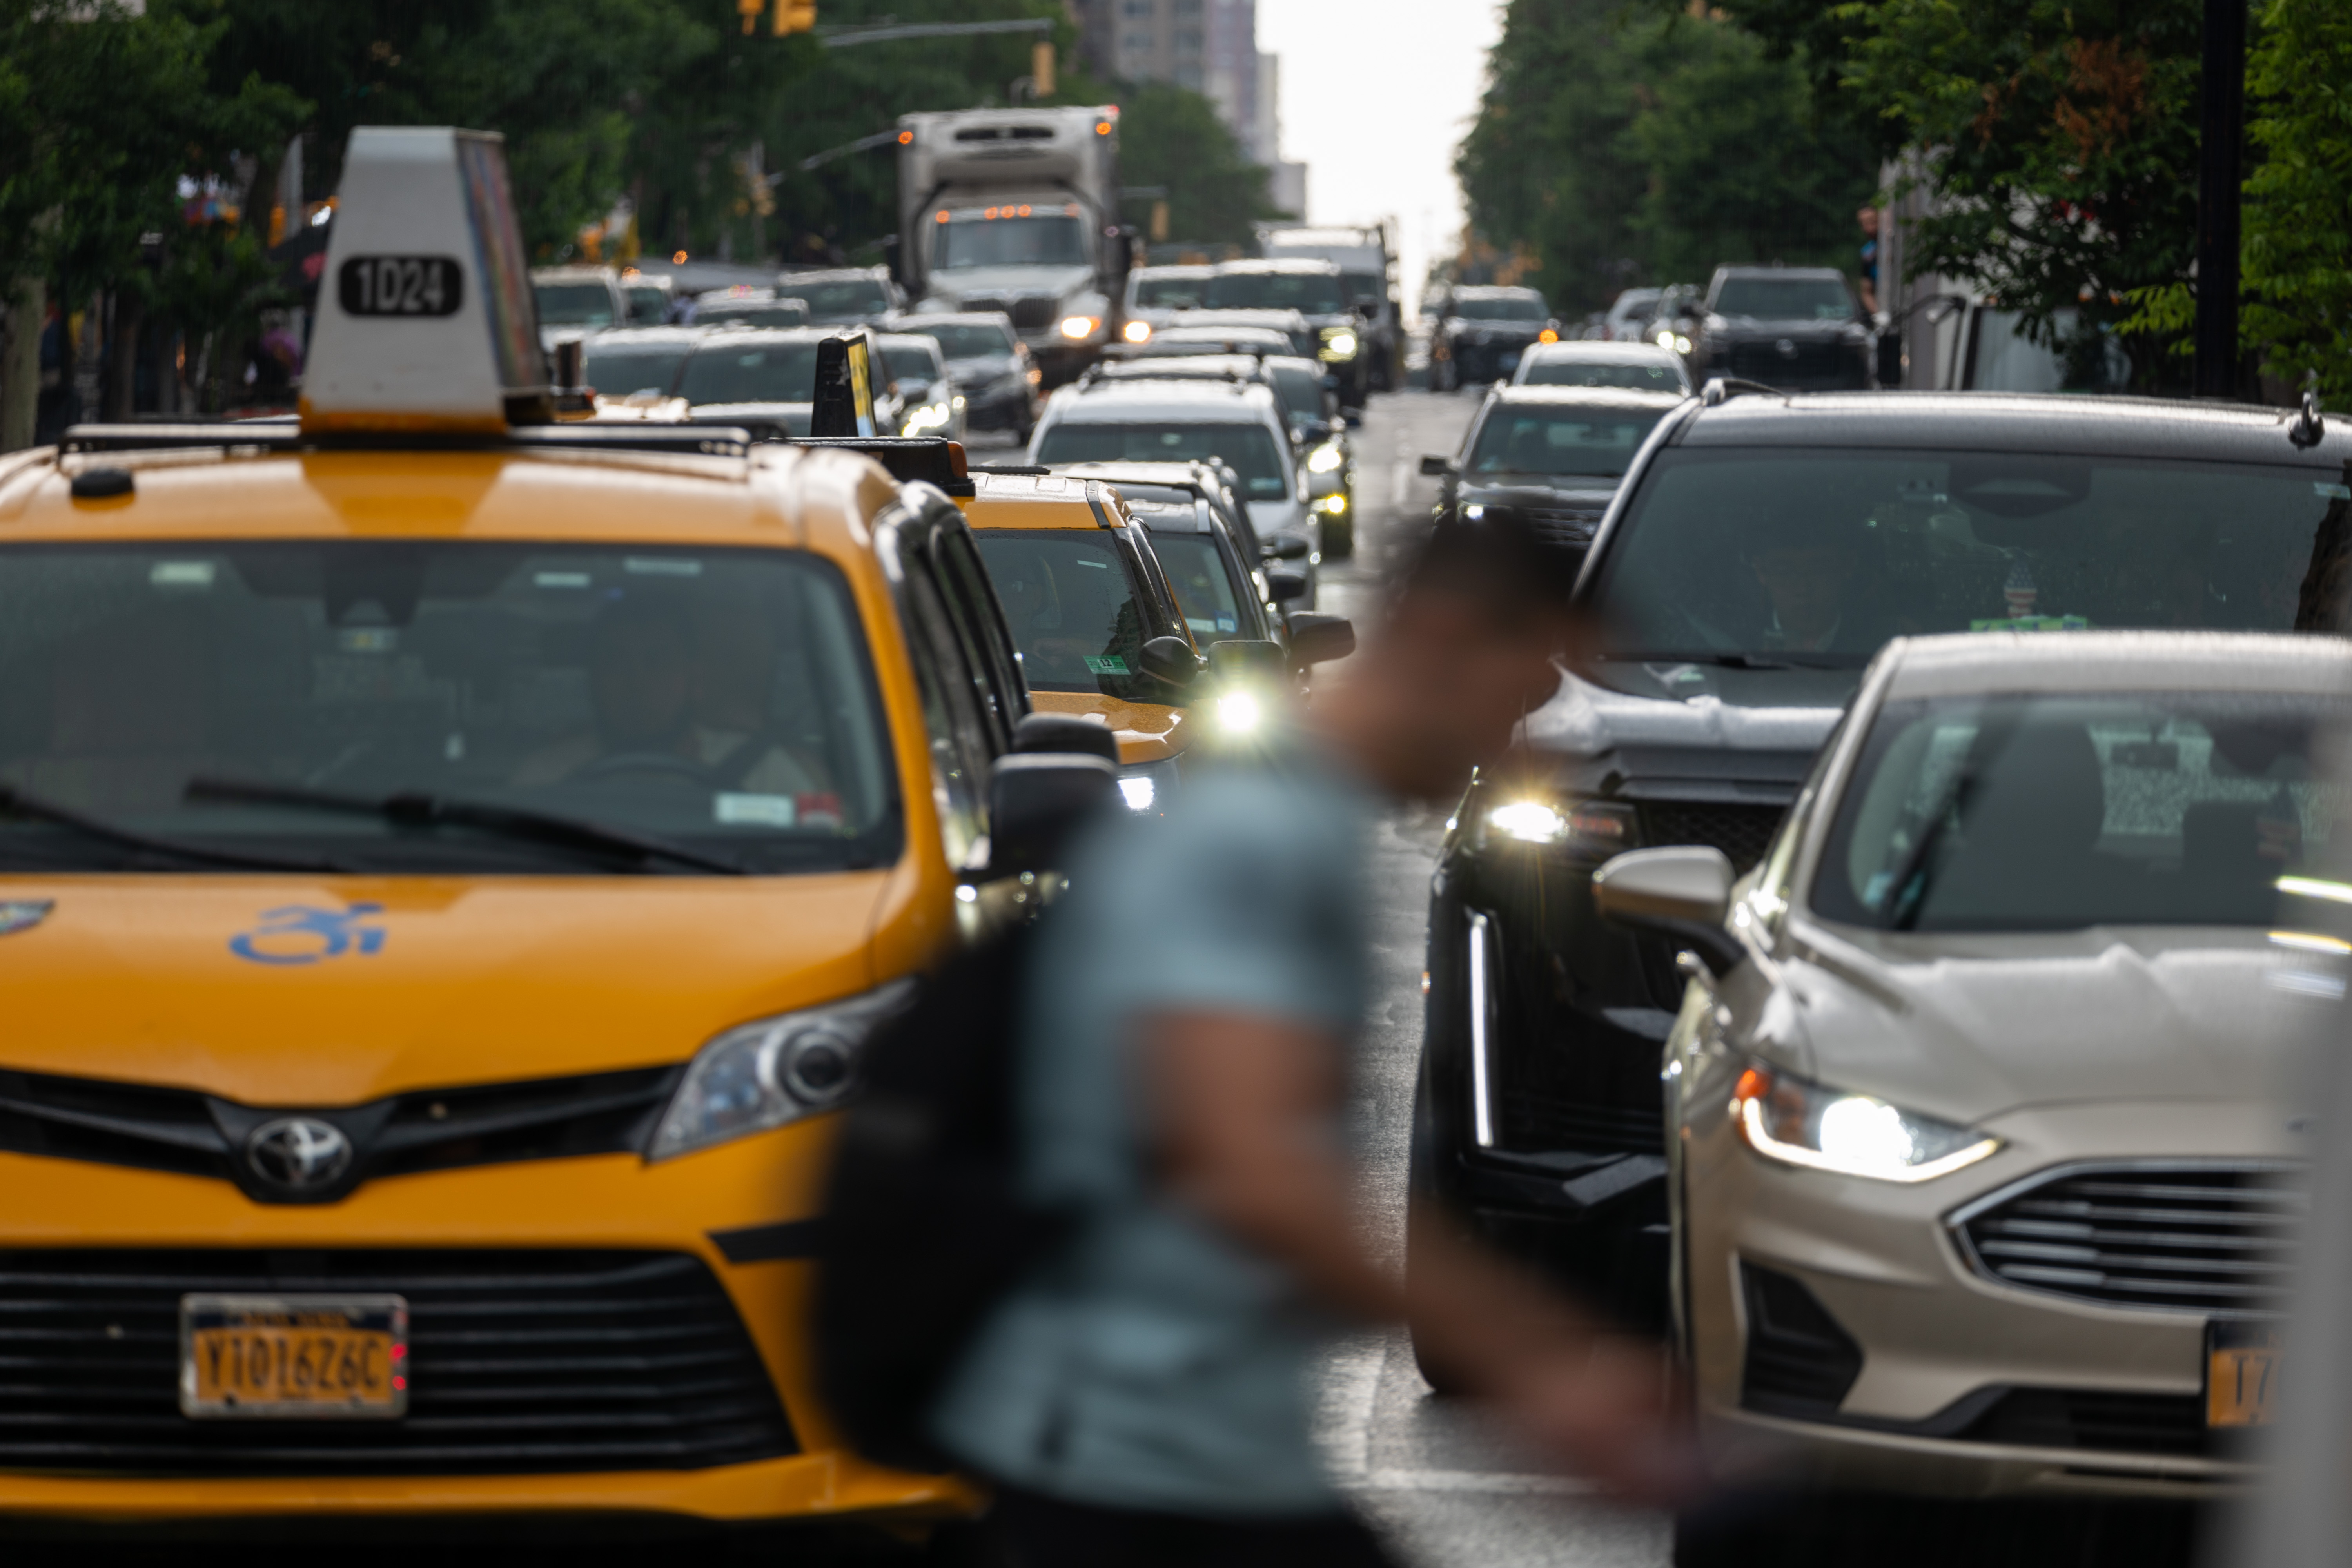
xmin=898 ymin=105 xmax=1132 ymax=384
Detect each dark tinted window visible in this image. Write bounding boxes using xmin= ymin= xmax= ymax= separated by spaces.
xmin=1467 ymin=407 xmax=1666 ymax=479
xmin=1203 ymin=271 xmax=1345 ymax=315
xmin=1134 ymin=275 xmax=1209 ymax=309
xmin=774 ymin=279 xmax=893 ymax=320
xmin=1712 ymin=276 xmax=1855 ymax=320
xmin=1266 ymin=365 xmax=1328 ymax=423
xmin=534 ymin=283 xmax=616 ymax=328
xmin=678 ymin=343 xmax=824 ymax=405
xmin=1037 ymin=421 xmax=1289 ymax=499
xmin=1452 ymin=293 xmax=1548 ymax=321
xmin=973 ymin=531 xmax=1161 ymax=700
xmin=1523 ymin=359 xmax=1686 ymax=392
xmin=916 ymin=322 xmax=1018 ymax=360
xmin=580 ymin=345 xmax=688 ymax=398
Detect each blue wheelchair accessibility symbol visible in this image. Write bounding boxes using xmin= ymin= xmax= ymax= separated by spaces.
xmin=229 ymin=904 xmax=388 ymax=967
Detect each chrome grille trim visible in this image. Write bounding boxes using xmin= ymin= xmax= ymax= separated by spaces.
xmin=1948 ymin=1159 xmax=2305 ymax=1319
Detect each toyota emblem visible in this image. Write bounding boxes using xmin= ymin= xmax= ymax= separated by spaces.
xmin=246 ymin=1117 xmax=354 ymax=1189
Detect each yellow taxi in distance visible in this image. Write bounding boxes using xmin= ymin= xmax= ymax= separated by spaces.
xmin=0 ymin=125 xmax=1068 ymax=1540
xmin=961 ymin=471 xmax=1204 ymax=809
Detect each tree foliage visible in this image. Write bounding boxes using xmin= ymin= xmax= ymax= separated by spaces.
xmin=1114 ymin=80 xmax=1286 ymax=246
xmin=2236 ymin=0 xmax=2352 ymax=401
xmin=1456 ymin=0 xmax=1875 ymax=317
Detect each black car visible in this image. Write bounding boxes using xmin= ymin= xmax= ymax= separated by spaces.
xmin=1421 ymin=386 xmax=1683 ymax=563
xmin=896 ymin=312 xmax=1040 ymax=438
xmin=1410 ymin=388 xmax=2352 ymax=1348
xmin=1430 ymin=285 xmax=1557 ymax=390
xmin=1693 ymin=266 xmax=1875 ymax=391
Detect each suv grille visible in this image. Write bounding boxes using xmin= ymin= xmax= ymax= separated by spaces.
xmin=0 ymin=1250 xmax=794 ymax=1475
xmin=0 ymin=1064 xmax=678 ymax=1205
xmin=1635 ymin=800 xmax=1784 ymax=874
xmin=1522 ymin=500 xmax=1608 ymax=548
xmin=1953 ymin=1162 xmax=2304 ymax=1316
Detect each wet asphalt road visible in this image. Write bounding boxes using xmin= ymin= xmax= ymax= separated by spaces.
xmin=1307 ymin=390 xmax=1672 ymax=1568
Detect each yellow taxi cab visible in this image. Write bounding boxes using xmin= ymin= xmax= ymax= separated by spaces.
xmin=0 ymin=127 xmax=1083 ymax=1540
xmin=958 ymin=470 xmax=1214 ymax=812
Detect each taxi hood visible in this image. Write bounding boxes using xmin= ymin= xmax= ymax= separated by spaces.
xmin=1766 ymin=920 xmax=2335 ymax=1126
xmin=0 ymin=875 xmax=891 ymax=1106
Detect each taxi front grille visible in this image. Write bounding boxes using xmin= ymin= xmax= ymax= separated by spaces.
xmin=0 ymin=1063 xmax=680 ymax=1204
xmin=1952 ymin=1162 xmax=2305 ymax=1316
xmin=0 ymin=1249 xmax=795 ymax=1475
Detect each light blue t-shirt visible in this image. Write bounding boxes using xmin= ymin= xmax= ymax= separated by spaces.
xmin=929 ymin=742 xmax=1375 ymax=1515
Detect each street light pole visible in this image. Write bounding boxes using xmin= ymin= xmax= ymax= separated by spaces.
xmin=2195 ymin=0 xmax=2248 ymax=400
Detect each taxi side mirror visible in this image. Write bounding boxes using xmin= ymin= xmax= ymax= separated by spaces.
xmin=1592 ymin=846 xmax=1743 ymax=976
xmin=983 ymin=753 xmax=1118 ymax=879
xmin=1138 ymin=635 xmax=1200 ymax=688
xmin=1265 ymin=535 xmax=1311 ymax=561
xmin=1285 ymin=612 xmax=1354 ymax=666
xmin=1420 ymin=454 xmax=1453 ymax=476
xmin=1266 ymin=568 xmax=1309 ymax=605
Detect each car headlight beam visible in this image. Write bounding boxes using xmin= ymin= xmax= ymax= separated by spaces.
xmin=1730 ymin=1063 xmax=2000 ymax=1183
xmin=1059 ymin=314 xmax=1100 ymax=340
xmin=1307 ymin=442 xmax=1344 ymax=474
xmin=1479 ymin=796 xmax=1634 ymax=855
xmin=648 ymin=981 xmax=913 ymax=1160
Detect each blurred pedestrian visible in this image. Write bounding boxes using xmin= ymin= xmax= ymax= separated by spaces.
xmin=1857 ymin=204 xmax=1883 ymax=318
xmin=928 ymin=517 xmax=1693 ymax=1568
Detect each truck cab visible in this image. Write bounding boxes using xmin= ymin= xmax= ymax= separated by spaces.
xmin=897 ymin=107 xmax=1130 ymax=386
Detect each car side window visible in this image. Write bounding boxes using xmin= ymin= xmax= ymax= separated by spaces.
xmin=933 ymin=525 xmax=1027 ymax=745
xmin=883 ymin=519 xmax=994 ymax=871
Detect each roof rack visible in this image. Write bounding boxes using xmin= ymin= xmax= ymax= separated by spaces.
xmin=59 ymin=422 xmax=762 ymax=459
xmin=1699 ymin=377 xmax=1788 ymax=407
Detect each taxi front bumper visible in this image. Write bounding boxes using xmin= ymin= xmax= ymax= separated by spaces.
xmin=0 ymin=1128 xmax=978 ymax=1526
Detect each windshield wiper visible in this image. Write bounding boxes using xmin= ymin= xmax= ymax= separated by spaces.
xmin=1885 ymin=715 xmax=2020 ymax=929
xmin=0 ymin=784 xmax=354 ymax=873
xmin=184 ymin=777 xmax=750 ymax=876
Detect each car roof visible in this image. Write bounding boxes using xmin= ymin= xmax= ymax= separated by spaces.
xmin=967 ymin=471 xmax=1124 ymax=529
xmin=682 ymin=327 xmax=837 ymax=346
xmin=1215 ymin=258 xmax=1341 ymax=275
xmin=1051 ymin=379 xmax=1284 ymax=423
xmin=1166 ymin=309 xmax=1310 ymax=328
xmin=530 ymin=265 xmax=616 ymax=284
xmin=777 ymin=268 xmax=887 ymax=284
xmin=1712 ymin=265 xmax=1845 ymax=280
xmin=1134 ymin=264 xmax=1214 ymax=278
xmin=1488 ymin=385 xmax=1688 ymax=411
xmin=1525 ymin=341 xmax=1682 ymax=364
xmin=1049 ymin=459 xmax=1230 ymax=498
xmin=581 ymin=327 xmax=706 ymax=348
xmin=895 ymin=312 xmax=1016 ymax=329
xmin=1677 ymin=390 xmax=2352 ymax=464
xmin=1880 ymin=630 xmax=2352 ymax=702
xmin=1092 ymin=356 xmax=1266 ymax=384
xmin=1453 ymin=285 xmax=1543 ymax=298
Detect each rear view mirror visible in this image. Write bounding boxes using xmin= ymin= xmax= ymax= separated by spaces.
xmin=1420 ymin=454 xmax=1452 ymax=477
xmin=1265 ymin=535 xmax=1311 ymax=561
xmin=983 ymin=753 xmax=1117 ymax=878
xmin=1265 ymin=568 xmax=1309 ymax=605
xmin=1138 ymin=635 xmax=1201 ymax=688
xmin=1285 ymin=612 xmax=1354 ymax=666
xmin=1592 ymin=846 xmax=1743 ymax=976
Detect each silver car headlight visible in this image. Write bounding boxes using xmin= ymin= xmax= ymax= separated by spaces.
xmin=1730 ymin=1062 xmax=2000 ymax=1183
xmin=648 ymin=981 xmax=913 ymax=1160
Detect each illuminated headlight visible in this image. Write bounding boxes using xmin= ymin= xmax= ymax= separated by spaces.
xmin=1123 ymin=319 xmax=1153 ymax=344
xmin=1318 ymin=493 xmax=1348 ymax=516
xmin=648 ymin=982 xmax=913 ymax=1160
xmin=903 ymin=402 xmax=951 ymax=433
xmin=1320 ymin=328 xmax=1359 ymax=359
xmin=1730 ymin=1063 xmax=2000 ymax=1183
xmin=1477 ymin=796 xmax=1633 ymax=855
xmin=1060 ymin=314 xmax=1100 ymax=340
xmin=1461 ymin=503 xmax=1485 ymax=521
xmin=1654 ymin=328 xmax=1677 ymax=348
xmin=1216 ymin=691 xmax=1263 ymax=733
xmin=1674 ymin=334 xmax=1693 ymax=354
xmin=1307 ymin=442 xmax=1344 ymax=474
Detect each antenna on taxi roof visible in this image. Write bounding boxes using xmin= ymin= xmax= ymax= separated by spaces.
xmin=299 ymin=127 xmax=553 ymax=436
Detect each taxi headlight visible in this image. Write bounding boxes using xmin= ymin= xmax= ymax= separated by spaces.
xmin=1307 ymin=442 xmax=1344 ymax=474
xmin=649 ymin=982 xmax=913 ymax=1160
xmin=1060 ymin=314 xmax=1100 ymax=340
xmin=1477 ymin=796 xmax=1634 ymax=857
xmin=1216 ymin=691 xmax=1263 ymax=733
xmin=1730 ymin=1063 xmax=2000 ymax=1183
xmin=1321 ymin=328 xmax=1359 ymax=359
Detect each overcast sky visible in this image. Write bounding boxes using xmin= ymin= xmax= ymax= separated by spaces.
xmin=1254 ymin=0 xmax=1503 ymax=324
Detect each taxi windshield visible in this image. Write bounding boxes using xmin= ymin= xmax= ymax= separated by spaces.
xmin=1468 ymin=405 xmax=1665 ymax=478
xmin=534 ymin=283 xmax=617 ymax=328
xmin=580 ymin=343 xmax=688 ymax=398
xmin=1147 ymin=534 xmax=1248 ymax=641
xmin=1036 ymin=422 xmax=1289 ymax=500
xmin=1203 ymin=272 xmax=1345 ymax=315
xmin=0 ymin=543 xmax=897 ymax=875
xmin=678 ymin=342 xmax=823 ymax=405
xmin=971 ymin=530 xmax=1161 ymax=701
xmin=1589 ymin=450 xmax=2341 ymax=667
xmin=1815 ymin=693 xmax=2350 ymax=931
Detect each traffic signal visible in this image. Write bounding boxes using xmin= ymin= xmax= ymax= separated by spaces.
xmin=774 ymin=0 xmax=817 ymax=34
xmin=1031 ymin=41 xmax=1054 ymax=97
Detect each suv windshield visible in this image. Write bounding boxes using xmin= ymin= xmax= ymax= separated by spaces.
xmin=0 ymin=543 xmax=896 ymax=874
xmin=935 ymin=216 xmax=1086 ymax=270
xmin=773 ymin=280 xmax=891 ymax=321
xmin=678 ymin=342 xmax=823 ymax=405
xmin=581 ymin=343 xmax=689 ymax=398
xmin=1817 ymin=693 xmax=2348 ymax=931
xmin=1523 ymin=359 xmax=1686 ymax=393
xmin=1037 ymin=421 xmax=1290 ymax=501
xmin=1591 ymin=450 xmax=2339 ymax=664
xmin=916 ymin=322 xmax=1016 ymax=360
xmin=1468 ymin=405 xmax=1668 ymax=479
xmin=971 ymin=531 xmax=1162 ymax=701
xmin=1134 ymin=275 xmax=1209 ymax=309
xmin=1452 ymin=294 xmax=1548 ymax=322
xmin=534 ymin=283 xmax=616 ymax=329
xmin=1204 ymin=271 xmax=1346 ymax=315
xmin=1712 ymin=276 xmax=1854 ymax=320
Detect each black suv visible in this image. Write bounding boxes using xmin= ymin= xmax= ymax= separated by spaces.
xmin=1692 ymin=266 xmax=1873 ymax=392
xmin=1423 ymin=386 xmax=1684 ymax=566
xmin=1411 ymin=388 xmax=2352 ymax=1341
xmin=1430 ymin=286 xmax=1556 ymax=390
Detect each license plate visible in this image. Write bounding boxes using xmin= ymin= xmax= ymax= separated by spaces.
xmin=2207 ymin=1320 xmax=2282 ymax=1427
xmin=180 ymin=1294 xmax=408 ymax=1419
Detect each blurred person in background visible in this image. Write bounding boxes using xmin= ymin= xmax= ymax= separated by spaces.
xmin=928 ymin=518 xmax=1694 ymax=1568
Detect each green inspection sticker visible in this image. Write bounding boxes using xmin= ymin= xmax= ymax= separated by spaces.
xmin=1083 ymin=655 xmax=1129 ymax=675
xmin=1969 ymin=614 xmax=2093 ymax=632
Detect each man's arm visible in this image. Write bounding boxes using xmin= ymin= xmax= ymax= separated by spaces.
xmin=1141 ymin=1011 xmax=1694 ymax=1498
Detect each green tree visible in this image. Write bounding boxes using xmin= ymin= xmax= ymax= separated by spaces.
xmin=2236 ymin=0 xmax=2352 ymax=401
xmin=1114 ymin=80 xmax=1285 ymax=245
